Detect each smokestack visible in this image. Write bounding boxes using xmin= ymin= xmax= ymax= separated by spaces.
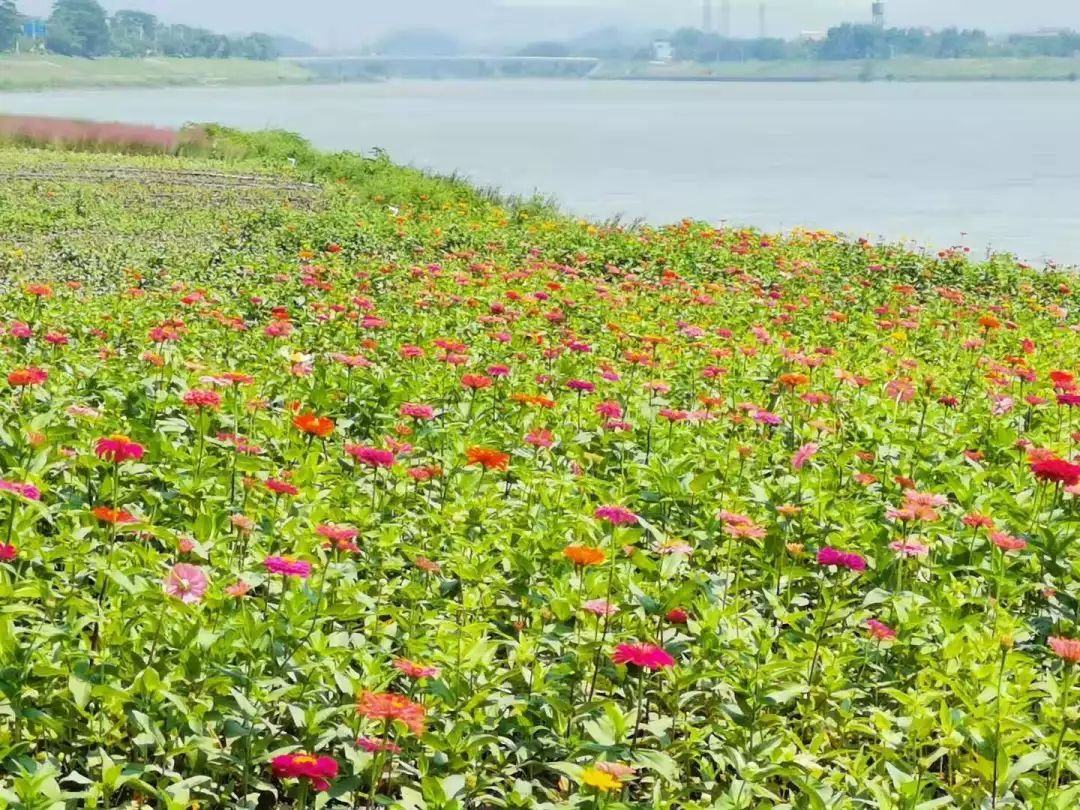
xmin=872 ymin=1 xmax=886 ymax=27
xmin=721 ymin=0 xmax=731 ymax=37
xmin=702 ymin=0 xmax=713 ymax=32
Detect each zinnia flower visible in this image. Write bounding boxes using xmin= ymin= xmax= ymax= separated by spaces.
xmin=400 ymin=402 xmax=434 ymax=420
xmin=163 ymin=563 xmax=209 ymax=604
xmin=611 ymin=642 xmax=676 ymax=670
xmin=0 ymin=544 xmax=16 ymax=561
xmin=182 ymin=389 xmax=222 ymax=410
xmin=393 ymin=659 xmax=440 ymax=679
xmin=791 ymin=442 xmax=819 ymax=471
xmin=465 ymin=446 xmax=510 ymax=471
xmin=345 ymin=445 xmax=396 ymax=468
xmin=1049 ymin=636 xmax=1080 ymax=663
xmin=357 ymin=691 xmax=427 ymax=736
xmin=356 ymin=737 xmax=402 ymax=754
xmin=991 ymin=532 xmax=1027 ymax=552
xmin=889 ymin=540 xmax=929 ymax=557
xmin=594 ymin=505 xmax=639 ymax=526
xmin=817 ymin=547 xmax=867 ymax=572
xmin=293 ymin=412 xmax=335 ymax=438
xmin=866 ymin=619 xmax=897 ymax=641
xmin=95 ymin=434 xmax=145 ymax=463
xmin=270 ymin=754 xmax=339 ymax=792
xmin=581 ymin=767 xmax=622 ymax=791
xmin=264 ymin=556 xmax=312 ymax=578
xmin=1032 ymin=459 xmax=1080 ymax=487
xmin=0 ymin=480 xmax=41 ymax=501
xmin=7 ymin=367 xmax=47 ymax=387
xmin=92 ymin=506 xmax=137 ymax=525
xmin=563 ymin=546 xmax=605 ymax=566
xmin=582 ymin=599 xmax=618 ymax=617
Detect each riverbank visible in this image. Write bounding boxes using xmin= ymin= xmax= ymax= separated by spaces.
xmin=592 ymin=56 xmax=1080 ymax=82
xmin=0 ymin=54 xmax=313 ymax=91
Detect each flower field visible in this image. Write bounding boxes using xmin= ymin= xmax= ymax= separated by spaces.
xmin=4 ymin=129 xmax=1080 ymax=809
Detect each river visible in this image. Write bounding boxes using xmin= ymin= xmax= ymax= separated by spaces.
xmin=1 ymin=79 xmax=1078 ymax=265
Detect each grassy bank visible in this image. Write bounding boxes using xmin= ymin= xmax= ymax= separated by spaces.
xmin=5 ymin=129 xmax=1080 ymax=808
xmin=0 ymin=54 xmax=313 ymax=91
xmin=594 ymin=55 xmax=1080 ymax=81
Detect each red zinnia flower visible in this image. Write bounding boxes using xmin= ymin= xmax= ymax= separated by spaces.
xmin=0 ymin=544 xmax=17 ymax=561
xmin=266 ymin=478 xmax=299 ymax=496
xmin=461 ymin=373 xmax=493 ymax=390
xmin=1031 ymin=458 xmax=1080 ymax=486
xmin=7 ymin=367 xmax=47 ymax=387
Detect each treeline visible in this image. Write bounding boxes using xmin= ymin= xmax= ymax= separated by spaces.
xmin=518 ymin=24 xmax=1080 ymax=63
xmin=667 ymin=24 xmax=1080 ymax=62
xmin=0 ymin=0 xmax=286 ymax=59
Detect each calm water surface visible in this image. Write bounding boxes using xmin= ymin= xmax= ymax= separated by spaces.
xmin=1 ymin=80 xmax=1078 ymax=264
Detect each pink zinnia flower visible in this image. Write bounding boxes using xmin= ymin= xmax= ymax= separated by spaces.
xmin=0 ymin=544 xmax=17 ymax=561
xmin=991 ymin=532 xmax=1027 ymax=552
xmin=0 ymin=480 xmax=41 ymax=501
xmin=866 ymin=619 xmax=897 ymax=641
xmin=356 ymin=737 xmax=402 ymax=754
xmin=163 ymin=563 xmax=209 ymax=604
xmin=399 ymin=402 xmax=434 ymax=420
xmin=270 ymin=754 xmax=339 ymax=792
xmin=582 ymin=599 xmax=618 ymax=617
xmin=791 ymin=442 xmax=819 ymax=471
xmin=1049 ymin=636 xmax=1080 ymax=663
xmin=595 ymin=505 xmax=639 ymax=526
xmin=393 ymin=658 xmax=440 ymax=679
xmin=889 ymin=540 xmax=929 ymax=557
xmin=182 ymin=389 xmax=222 ymax=410
xmin=95 ymin=434 xmax=145 ymax=463
xmin=817 ymin=547 xmax=867 ymax=572
xmin=596 ymin=400 xmax=624 ymax=419
xmin=265 ymin=556 xmax=312 ymax=578
xmin=611 ymin=642 xmax=676 ymax=670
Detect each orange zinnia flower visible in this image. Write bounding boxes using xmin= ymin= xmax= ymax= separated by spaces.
xmin=92 ymin=506 xmax=137 ymax=524
xmin=466 ymin=446 xmax=510 ymax=471
xmin=293 ymin=412 xmax=335 ymax=438
xmin=563 ymin=546 xmax=605 ymax=566
xmin=357 ymin=691 xmax=427 ymax=736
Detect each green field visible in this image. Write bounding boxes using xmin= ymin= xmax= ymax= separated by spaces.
xmin=594 ymin=56 xmax=1080 ymax=82
xmin=0 ymin=55 xmax=314 ymax=91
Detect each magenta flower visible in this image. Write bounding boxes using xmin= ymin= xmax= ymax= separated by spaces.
xmin=345 ymin=445 xmax=396 ymax=468
xmin=399 ymin=403 xmax=435 ymax=420
xmin=0 ymin=480 xmax=41 ymax=501
xmin=0 ymin=544 xmax=17 ymax=561
xmin=265 ymin=556 xmax=313 ymax=578
xmin=595 ymin=505 xmax=639 ymax=526
xmin=817 ymin=547 xmax=867 ymax=572
xmin=163 ymin=563 xmax=209 ymax=604
xmin=611 ymin=642 xmax=676 ymax=670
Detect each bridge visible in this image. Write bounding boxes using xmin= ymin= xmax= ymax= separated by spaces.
xmin=280 ymin=55 xmax=601 ymax=80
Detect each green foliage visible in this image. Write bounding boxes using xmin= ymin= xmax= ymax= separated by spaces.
xmin=0 ymin=0 xmax=18 ymax=53
xmin=46 ymin=0 xmax=109 ymax=57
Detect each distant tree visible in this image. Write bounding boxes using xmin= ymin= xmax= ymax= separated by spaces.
xmin=110 ymin=9 xmax=156 ymax=55
xmin=236 ymin=33 xmax=276 ymax=60
xmin=372 ymin=28 xmax=462 ymax=57
xmin=47 ymin=0 xmax=109 ymax=57
xmin=819 ymin=24 xmax=887 ymax=60
xmin=0 ymin=0 xmax=19 ymax=52
xmin=517 ymin=41 xmax=570 ymax=58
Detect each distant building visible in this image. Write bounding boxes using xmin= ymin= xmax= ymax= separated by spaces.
xmin=800 ymin=31 xmax=827 ymax=43
xmin=872 ymin=1 xmax=886 ymax=28
xmin=651 ymin=40 xmax=674 ymax=63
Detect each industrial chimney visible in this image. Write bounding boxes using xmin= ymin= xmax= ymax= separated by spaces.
xmin=872 ymin=1 xmax=886 ymax=27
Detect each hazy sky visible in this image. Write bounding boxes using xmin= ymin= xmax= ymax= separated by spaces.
xmin=18 ymin=0 xmax=1080 ymax=48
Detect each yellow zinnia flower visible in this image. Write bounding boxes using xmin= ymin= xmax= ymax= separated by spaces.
xmin=581 ymin=767 xmax=622 ymax=791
